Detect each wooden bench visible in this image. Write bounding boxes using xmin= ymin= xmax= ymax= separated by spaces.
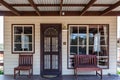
xmin=74 ymin=55 xmax=102 ymax=79
xmin=14 ymin=54 xmax=33 ymax=79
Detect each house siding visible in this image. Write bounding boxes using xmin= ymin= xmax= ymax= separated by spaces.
xmin=4 ymin=16 xmax=117 ymax=75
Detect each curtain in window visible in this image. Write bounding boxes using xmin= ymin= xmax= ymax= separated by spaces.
xmin=93 ymin=33 xmax=101 ymax=52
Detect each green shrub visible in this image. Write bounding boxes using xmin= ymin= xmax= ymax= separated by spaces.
xmin=0 ymin=70 xmax=3 ymax=75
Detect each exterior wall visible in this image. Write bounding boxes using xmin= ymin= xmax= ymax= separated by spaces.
xmin=4 ymin=16 xmax=117 ymax=75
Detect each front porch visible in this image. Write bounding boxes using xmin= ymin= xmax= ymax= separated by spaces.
xmin=0 ymin=75 xmax=119 ymax=80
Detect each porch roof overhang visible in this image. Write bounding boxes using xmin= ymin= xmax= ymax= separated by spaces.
xmin=0 ymin=0 xmax=120 ymax=16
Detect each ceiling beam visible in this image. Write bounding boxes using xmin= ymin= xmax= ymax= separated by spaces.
xmin=0 ymin=11 xmax=120 ymax=16
xmin=80 ymin=0 xmax=97 ymax=16
xmin=0 ymin=0 xmax=20 ymax=16
xmin=60 ymin=0 xmax=63 ymax=16
xmin=10 ymin=4 xmax=112 ymax=7
xmin=28 ymin=0 xmax=40 ymax=16
xmin=101 ymin=1 xmax=120 ymax=16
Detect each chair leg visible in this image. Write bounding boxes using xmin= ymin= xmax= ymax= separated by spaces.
xmin=74 ymin=69 xmax=77 ymax=79
xmin=31 ymin=69 xmax=33 ymax=76
xmin=101 ymin=70 xmax=102 ymax=79
xmin=14 ymin=69 xmax=16 ymax=79
xmin=18 ymin=70 xmax=20 ymax=76
xmin=96 ymin=71 xmax=97 ymax=75
xmin=29 ymin=69 xmax=31 ymax=78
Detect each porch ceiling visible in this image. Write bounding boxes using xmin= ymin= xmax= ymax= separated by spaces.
xmin=0 ymin=0 xmax=120 ymax=16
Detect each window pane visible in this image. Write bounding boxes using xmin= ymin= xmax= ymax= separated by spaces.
xmin=14 ymin=44 xmax=22 ymax=51
xmin=14 ymin=27 xmax=23 ymax=34
xmin=98 ymin=57 xmax=108 ymax=68
xmin=29 ymin=44 xmax=32 ymax=51
xmin=22 ymin=44 xmax=29 ymax=51
xmin=89 ymin=26 xmax=98 ymax=45
xmin=100 ymin=36 xmax=108 ymax=45
xmin=79 ymin=27 xmax=87 ymax=45
xmin=14 ymin=35 xmax=21 ymax=42
xmin=70 ymin=27 xmax=78 ymax=45
xmin=24 ymin=27 xmax=32 ymax=34
xmin=89 ymin=34 xmax=94 ymax=45
xmin=99 ymin=46 xmax=108 ymax=56
xmin=89 ymin=46 xmax=94 ymax=55
xmin=28 ymin=35 xmax=32 ymax=42
xmin=19 ymin=44 xmax=32 ymax=51
xmin=22 ymin=35 xmax=32 ymax=43
xmin=79 ymin=46 xmax=86 ymax=55
xmin=99 ymin=25 xmax=108 ymax=36
xmin=70 ymin=46 xmax=77 ymax=54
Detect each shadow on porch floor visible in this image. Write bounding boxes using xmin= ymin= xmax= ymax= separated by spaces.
xmin=0 ymin=75 xmax=120 ymax=80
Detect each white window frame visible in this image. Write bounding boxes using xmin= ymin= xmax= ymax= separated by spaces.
xmin=68 ymin=24 xmax=109 ymax=69
xmin=12 ymin=24 xmax=35 ymax=53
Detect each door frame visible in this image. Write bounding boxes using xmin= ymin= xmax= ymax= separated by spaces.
xmin=40 ymin=23 xmax=62 ymax=76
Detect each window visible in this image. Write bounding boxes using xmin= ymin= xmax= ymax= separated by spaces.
xmin=12 ymin=24 xmax=35 ymax=53
xmin=68 ymin=24 xmax=109 ymax=69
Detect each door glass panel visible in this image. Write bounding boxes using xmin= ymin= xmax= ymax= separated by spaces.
xmin=52 ymin=37 xmax=58 ymax=52
xmin=44 ymin=28 xmax=58 ymax=36
xmin=44 ymin=55 xmax=50 ymax=69
xmin=52 ymin=55 xmax=58 ymax=69
xmin=44 ymin=37 xmax=50 ymax=52
xmin=43 ymin=27 xmax=59 ymax=71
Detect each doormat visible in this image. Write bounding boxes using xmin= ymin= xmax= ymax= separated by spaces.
xmin=43 ymin=75 xmax=57 ymax=78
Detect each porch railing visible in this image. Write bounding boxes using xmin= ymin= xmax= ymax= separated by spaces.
xmin=0 ymin=51 xmax=3 ymax=66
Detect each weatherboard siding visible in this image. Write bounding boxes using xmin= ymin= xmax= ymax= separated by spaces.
xmin=4 ymin=16 xmax=117 ymax=75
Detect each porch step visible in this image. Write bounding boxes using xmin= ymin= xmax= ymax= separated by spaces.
xmin=43 ymin=75 xmax=57 ymax=78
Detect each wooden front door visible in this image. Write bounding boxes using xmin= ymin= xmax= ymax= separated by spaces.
xmin=40 ymin=24 xmax=62 ymax=76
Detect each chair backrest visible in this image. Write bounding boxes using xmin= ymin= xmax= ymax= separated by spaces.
xmin=74 ymin=55 xmax=97 ymax=67
xmin=19 ymin=55 xmax=33 ymax=66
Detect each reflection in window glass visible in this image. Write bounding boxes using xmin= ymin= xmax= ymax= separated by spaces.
xmin=70 ymin=46 xmax=77 ymax=54
xmin=99 ymin=46 xmax=108 ymax=56
xmin=89 ymin=46 xmax=94 ymax=55
xmin=99 ymin=25 xmax=108 ymax=36
xmin=13 ymin=25 xmax=34 ymax=53
xmin=14 ymin=27 xmax=22 ymax=34
xmin=79 ymin=27 xmax=87 ymax=45
xmin=89 ymin=27 xmax=98 ymax=45
xmin=100 ymin=37 xmax=108 ymax=45
xmin=70 ymin=27 xmax=78 ymax=45
xmin=14 ymin=44 xmax=22 ymax=51
xmin=79 ymin=46 xmax=86 ymax=55
xmin=68 ymin=24 xmax=109 ymax=69
xmin=24 ymin=27 xmax=32 ymax=34
xmin=14 ymin=35 xmax=21 ymax=42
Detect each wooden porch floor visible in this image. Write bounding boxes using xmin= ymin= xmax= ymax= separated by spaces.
xmin=0 ymin=75 xmax=120 ymax=80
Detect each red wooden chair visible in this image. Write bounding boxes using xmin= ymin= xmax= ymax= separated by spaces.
xmin=14 ymin=54 xmax=33 ymax=79
xmin=74 ymin=55 xmax=102 ymax=79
